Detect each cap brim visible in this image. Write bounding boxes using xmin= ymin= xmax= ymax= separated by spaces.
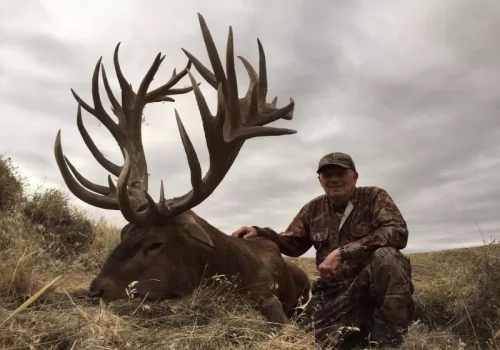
xmin=316 ymin=162 xmax=351 ymax=173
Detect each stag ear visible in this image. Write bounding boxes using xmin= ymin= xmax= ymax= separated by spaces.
xmin=120 ymin=223 xmax=134 ymax=241
xmin=176 ymin=213 xmax=216 ymax=250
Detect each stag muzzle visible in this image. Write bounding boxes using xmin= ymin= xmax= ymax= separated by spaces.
xmin=88 ymin=278 xmax=104 ymax=298
xmin=88 ymin=289 xmax=104 ymax=298
xmin=88 ymin=275 xmax=125 ymax=301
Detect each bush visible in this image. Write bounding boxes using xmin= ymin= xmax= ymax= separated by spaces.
xmin=0 ymin=155 xmax=119 ymax=266
xmin=0 ymin=154 xmax=26 ymax=212
xmin=23 ymin=187 xmax=95 ymax=260
xmin=0 ymin=211 xmax=61 ymax=300
xmin=451 ymin=252 xmax=500 ymax=346
xmin=413 ymin=243 xmax=500 ymax=348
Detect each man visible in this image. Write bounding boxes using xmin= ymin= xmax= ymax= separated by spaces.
xmin=232 ymin=152 xmax=415 ymax=349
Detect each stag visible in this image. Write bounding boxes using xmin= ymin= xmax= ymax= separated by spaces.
xmin=54 ymin=13 xmax=311 ymax=323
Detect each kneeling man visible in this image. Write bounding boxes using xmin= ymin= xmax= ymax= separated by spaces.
xmin=232 ymin=152 xmax=415 ymax=349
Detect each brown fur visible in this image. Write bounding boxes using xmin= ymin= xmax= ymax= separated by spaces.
xmin=90 ymin=210 xmax=311 ymax=323
xmin=285 ymin=260 xmax=312 ymax=313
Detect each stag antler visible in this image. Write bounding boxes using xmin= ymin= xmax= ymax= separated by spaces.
xmin=54 ymin=43 xmax=194 ymax=211
xmin=117 ymin=13 xmax=296 ymax=225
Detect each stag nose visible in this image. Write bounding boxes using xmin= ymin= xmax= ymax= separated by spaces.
xmin=89 ymin=289 xmax=103 ymax=298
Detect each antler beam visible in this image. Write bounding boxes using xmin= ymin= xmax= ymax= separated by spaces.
xmin=117 ymin=13 xmax=296 ymax=225
xmin=54 ymin=44 xmax=194 ymax=210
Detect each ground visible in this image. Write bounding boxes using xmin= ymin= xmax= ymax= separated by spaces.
xmin=1 ymin=155 xmax=499 ymax=349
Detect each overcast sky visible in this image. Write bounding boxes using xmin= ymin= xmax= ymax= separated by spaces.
xmin=2 ymin=0 xmax=500 ymax=256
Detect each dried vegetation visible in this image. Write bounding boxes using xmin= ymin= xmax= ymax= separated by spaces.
xmin=0 ymin=154 xmax=499 ymax=349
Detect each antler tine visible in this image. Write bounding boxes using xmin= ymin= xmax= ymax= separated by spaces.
xmin=75 ymin=104 xmax=122 ymax=177
xmin=54 ymin=129 xmax=119 ymax=210
xmin=183 ymin=14 xmax=295 ymax=141
xmin=55 ymin=43 xmax=195 ymax=214
xmin=146 ymin=59 xmax=196 ymax=103
xmin=181 ymin=13 xmax=228 ymax=92
xmin=153 ymin=13 xmax=297 ymax=218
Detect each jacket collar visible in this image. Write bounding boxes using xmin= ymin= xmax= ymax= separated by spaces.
xmin=325 ymin=186 xmax=359 ymax=208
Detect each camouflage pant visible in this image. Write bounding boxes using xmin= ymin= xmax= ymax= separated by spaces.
xmin=296 ymin=247 xmax=415 ymax=349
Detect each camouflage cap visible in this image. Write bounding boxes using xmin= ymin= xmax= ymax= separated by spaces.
xmin=316 ymin=152 xmax=357 ymax=173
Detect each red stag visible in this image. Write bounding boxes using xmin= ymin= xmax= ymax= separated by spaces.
xmin=54 ymin=13 xmax=311 ymax=323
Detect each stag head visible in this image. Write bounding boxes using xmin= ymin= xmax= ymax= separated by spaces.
xmin=89 ymin=211 xmax=219 ymax=300
xmin=55 ymin=13 xmax=296 ymax=301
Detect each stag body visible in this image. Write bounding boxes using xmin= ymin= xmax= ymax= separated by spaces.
xmin=54 ymin=13 xmax=310 ymax=323
xmin=91 ymin=210 xmax=307 ymax=321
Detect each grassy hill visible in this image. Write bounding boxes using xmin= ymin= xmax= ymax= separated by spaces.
xmin=1 ymin=154 xmax=499 ymax=349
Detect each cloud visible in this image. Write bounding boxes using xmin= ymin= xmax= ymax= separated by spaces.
xmin=1 ymin=0 xmax=500 ymax=258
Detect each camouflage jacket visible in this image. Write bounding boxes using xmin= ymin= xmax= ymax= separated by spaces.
xmin=253 ymin=186 xmax=409 ymax=280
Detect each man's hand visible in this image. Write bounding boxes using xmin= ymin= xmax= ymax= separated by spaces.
xmin=318 ymin=249 xmax=342 ymax=282
xmin=232 ymin=226 xmax=258 ymax=239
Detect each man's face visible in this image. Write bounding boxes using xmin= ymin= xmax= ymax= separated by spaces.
xmin=318 ymin=165 xmax=358 ymax=202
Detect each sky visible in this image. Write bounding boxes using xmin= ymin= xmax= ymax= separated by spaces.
xmin=1 ymin=0 xmax=499 ymax=257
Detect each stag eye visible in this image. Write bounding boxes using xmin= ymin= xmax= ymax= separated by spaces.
xmin=144 ymin=242 xmax=164 ymax=255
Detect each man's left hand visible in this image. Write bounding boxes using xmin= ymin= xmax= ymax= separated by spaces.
xmin=318 ymin=249 xmax=342 ymax=282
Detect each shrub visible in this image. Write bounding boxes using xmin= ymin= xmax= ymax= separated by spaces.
xmin=0 ymin=154 xmax=26 ymax=212
xmin=413 ymin=243 xmax=500 ymax=348
xmin=23 ymin=187 xmax=94 ymax=259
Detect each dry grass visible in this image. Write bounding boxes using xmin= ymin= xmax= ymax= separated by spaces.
xmin=1 ymin=155 xmax=499 ymax=349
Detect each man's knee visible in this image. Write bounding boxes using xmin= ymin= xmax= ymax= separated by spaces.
xmin=370 ymin=247 xmax=404 ymax=263
xmin=369 ymin=247 xmax=414 ymax=294
xmin=370 ymin=247 xmax=411 ymax=274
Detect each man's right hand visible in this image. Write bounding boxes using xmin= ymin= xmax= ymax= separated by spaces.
xmin=231 ymin=226 xmax=257 ymax=239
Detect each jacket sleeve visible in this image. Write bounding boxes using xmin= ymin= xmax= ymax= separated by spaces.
xmin=253 ymin=205 xmax=313 ymax=257
xmin=340 ymin=188 xmax=408 ymax=261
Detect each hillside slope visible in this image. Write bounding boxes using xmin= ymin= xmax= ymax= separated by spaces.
xmin=1 ymin=155 xmax=499 ymax=349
